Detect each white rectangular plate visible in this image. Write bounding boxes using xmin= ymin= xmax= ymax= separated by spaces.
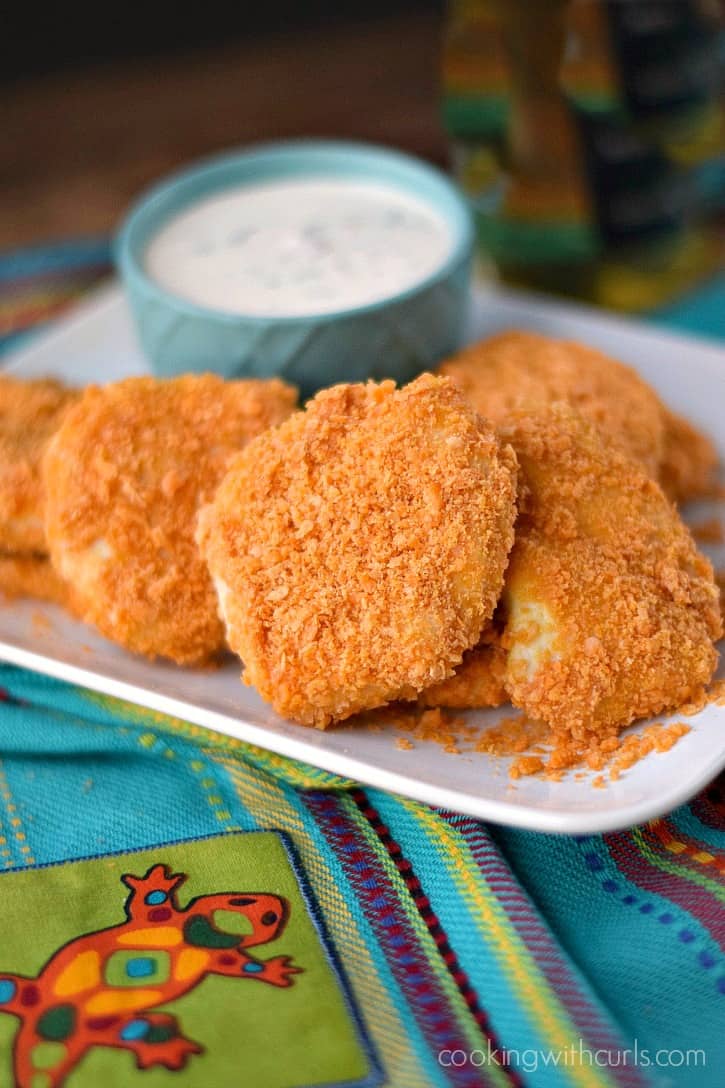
xmin=1 ymin=282 xmax=723 ymax=833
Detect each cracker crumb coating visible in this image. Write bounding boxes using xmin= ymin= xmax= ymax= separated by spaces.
xmin=717 ymin=570 xmax=725 ymax=629
xmin=0 ymin=553 xmax=68 ymax=607
xmin=658 ymin=408 xmax=719 ymax=503
xmin=418 ymin=624 xmax=508 ymax=709
xmin=198 ymin=373 xmax=519 ymax=727
xmin=0 ymin=376 xmax=79 ymax=553
xmin=439 ymin=330 xmax=666 ymax=477
xmin=499 ymin=406 xmax=721 ymax=745
xmin=43 ymin=374 xmax=297 ymax=665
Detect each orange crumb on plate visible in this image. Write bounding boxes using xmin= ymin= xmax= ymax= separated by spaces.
xmin=607 ymin=721 xmax=691 ymax=781
xmin=707 ymin=677 xmax=725 ymax=706
xmin=510 ymin=755 xmax=545 ymax=779
xmin=353 ymin=703 xmax=471 ymax=753
xmin=474 ymin=714 xmax=549 ymax=755
xmin=677 ymin=690 xmax=709 ymax=716
xmin=30 ymin=610 xmax=51 ymax=633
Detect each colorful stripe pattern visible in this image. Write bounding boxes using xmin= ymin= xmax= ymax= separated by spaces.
xmin=303 ymin=789 xmax=513 ymax=1088
xmin=0 ymin=238 xmax=111 ymax=354
xmin=0 ymin=245 xmax=723 ymax=1086
xmin=351 ymin=790 xmax=518 ymax=1084
xmin=595 ymin=824 xmax=725 ymax=966
xmin=439 ymin=811 xmax=647 ymax=1088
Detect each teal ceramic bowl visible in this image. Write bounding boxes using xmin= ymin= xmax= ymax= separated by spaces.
xmin=116 ymin=141 xmax=474 ymax=397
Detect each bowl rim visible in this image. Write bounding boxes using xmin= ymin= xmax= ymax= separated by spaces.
xmin=115 ymin=139 xmax=474 ymax=327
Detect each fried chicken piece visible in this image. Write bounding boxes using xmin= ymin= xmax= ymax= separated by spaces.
xmin=43 ymin=375 xmax=297 ymax=665
xmin=0 ymin=554 xmax=68 ymax=607
xmin=417 ymin=624 xmax=508 ymax=709
xmin=0 ymin=376 xmax=79 ymax=553
xmin=198 ymin=374 xmax=519 ymax=727
xmin=658 ymin=408 xmax=719 ymax=504
xmin=499 ymin=405 xmax=721 ymax=746
xmin=438 ymin=330 xmax=666 ymax=477
xmin=716 ymin=570 xmax=725 ymax=630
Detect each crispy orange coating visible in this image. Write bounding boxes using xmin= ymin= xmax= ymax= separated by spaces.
xmin=418 ymin=624 xmax=508 ymax=709
xmin=499 ymin=406 xmax=721 ymax=746
xmin=0 ymin=376 xmax=79 ymax=553
xmin=0 ymin=553 xmax=68 ymax=607
xmin=438 ymin=330 xmax=666 ymax=476
xmin=198 ymin=374 xmax=519 ymax=727
xmin=43 ymin=374 xmax=297 ymax=665
xmin=658 ymin=408 xmax=718 ymax=503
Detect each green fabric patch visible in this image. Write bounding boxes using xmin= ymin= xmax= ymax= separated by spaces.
xmin=31 ymin=1043 xmax=67 ymax=1070
xmin=103 ymin=950 xmax=170 ymax=988
xmin=0 ymin=832 xmax=373 ymax=1088
xmin=212 ymin=908 xmax=254 ymax=937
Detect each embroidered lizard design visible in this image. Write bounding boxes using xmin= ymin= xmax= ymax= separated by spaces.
xmin=0 ymin=863 xmax=301 ymax=1087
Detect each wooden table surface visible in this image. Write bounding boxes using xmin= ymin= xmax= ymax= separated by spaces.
xmin=0 ymin=11 xmax=447 ymax=251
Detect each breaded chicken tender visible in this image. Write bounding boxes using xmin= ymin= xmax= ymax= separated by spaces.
xmin=0 ymin=376 xmax=79 ymax=553
xmin=198 ymin=374 xmax=519 ymax=727
xmin=43 ymin=375 xmax=297 ymax=665
xmin=417 ymin=624 xmax=508 ymax=709
xmin=439 ymin=331 xmax=666 ymax=477
xmin=499 ymin=406 xmax=721 ymax=746
xmin=659 ymin=408 xmax=718 ymax=504
xmin=0 ymin=554 xmax=68 ymax=607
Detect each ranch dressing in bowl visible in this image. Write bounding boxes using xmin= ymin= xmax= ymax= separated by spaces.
xmin=118 ymin=140 xmax=474 ymax=393
xmin=144 ymin=178 xmax=453 ymax=318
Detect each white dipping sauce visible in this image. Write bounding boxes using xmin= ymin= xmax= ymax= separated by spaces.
xmin=145 ymin=178 xmax=453 ymax=317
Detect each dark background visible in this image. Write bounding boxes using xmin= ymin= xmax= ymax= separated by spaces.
xmin=0 ymin=2 xmax=447 ymax=249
